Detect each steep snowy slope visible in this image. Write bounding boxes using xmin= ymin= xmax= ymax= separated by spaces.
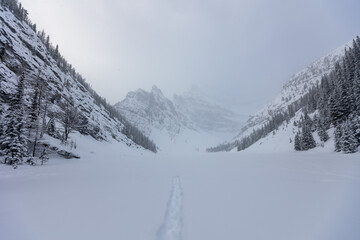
xmin=235 ymin=43 xmax=347 ymax=140
xmin=114 ymin=86 xmax=243 ymax=152
xmin=0 ymin=6 xmax=153 ymax=151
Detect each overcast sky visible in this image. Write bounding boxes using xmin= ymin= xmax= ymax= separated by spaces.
xmin=21 ymin=0 xmax=360 ymax=114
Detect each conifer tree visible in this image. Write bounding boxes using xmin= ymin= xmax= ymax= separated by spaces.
xmin=0 ymin=73 xmax=28 ymax=166
xmin=301 ymin=115 xmax=316 ymax=150
xmin=341 ymin=120 xmax=358 ymax=153
xmin=334 ymin=125 xmax=342 ymax=152
xmin=294 ymin=132 xmax=302 ymax=151
xmin=329 ymin=85 xmax=344 ymax=126
xmin=352 ymin=116 xmax=360 ymax=145
xmin=318 ymin=121 xmax=329 ymax=142
xmin=353 ymin=69 xmax=360 ymax=114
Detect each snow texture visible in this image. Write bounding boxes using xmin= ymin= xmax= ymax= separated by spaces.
xmin=0 ymin=133 xmax=359 ymax=240
xmin=157 ymin=176 xmax=183 ymax=240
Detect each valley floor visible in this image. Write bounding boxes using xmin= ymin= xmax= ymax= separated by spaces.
xmin=0 ymin=137 xmax=359 ymax=240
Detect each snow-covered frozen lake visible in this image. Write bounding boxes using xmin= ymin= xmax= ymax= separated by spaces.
xmin=1 ymin=138 xmax=359 ymax=240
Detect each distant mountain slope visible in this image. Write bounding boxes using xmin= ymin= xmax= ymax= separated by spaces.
xmin=0 ymin=4 xmax=156 ymax=153
xmin=114 ymin=86 xmax=190 ymax=138
xmin=114 ymin=86 xmax=243 ymax=152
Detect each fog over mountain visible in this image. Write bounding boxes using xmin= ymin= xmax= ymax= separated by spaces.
xmin=114 ymin=85 xmax=244 ymax=151
xmin=20 ymin=0 xmax=360 ymax=114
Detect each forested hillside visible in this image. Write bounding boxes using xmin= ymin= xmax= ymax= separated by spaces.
xmin=293 ymin=37 xmax=360 ymax=153
xmin=208 ymin=37 xmax=360 ymax=153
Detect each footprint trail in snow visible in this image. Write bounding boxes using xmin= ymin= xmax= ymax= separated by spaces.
xmin=157 ymin=176 xmax=183 ymax=240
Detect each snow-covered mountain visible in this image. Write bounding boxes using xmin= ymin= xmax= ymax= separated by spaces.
xmin=0 ymin=5 xmax=155 ymax=153
xmin=114 ymin=86 xmax=243 ymax=151
xmin=114 ymin=86 xmax=190 ymax=139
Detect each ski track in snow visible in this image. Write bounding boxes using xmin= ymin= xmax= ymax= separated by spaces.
xmin=157 ymin=176 xmax=183 ymax=240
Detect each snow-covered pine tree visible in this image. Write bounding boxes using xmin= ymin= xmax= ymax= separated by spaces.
xmin=336 ymin=62 xmax=352 ymax=121
xmin=329 ymin=81 xmax=344 ymax=126
xmin=301 ymin=114 xmax=316 ymax=150
xmin=351 ymin=115 xmax=360 ymax=145
xmin=334 ymin=125 xmax=342 ymax=152
xmin=317 ymin=89 xmax=331 ymax=129
xmin=294 ymin=131 xmax=302 ymax=151
xmin=0 ymin=73 xmax=29 ymax=166
xmin=341 ymin=120 xmax=358 ymax=153
xmin=353 ymin=69 xmax=360 ymax=114
xmin=352 ymin=38 xmax=360 ymax=66
xmin=317 ymin=120 xmax=329 ymax=142
xmin=303 ymin=112 xmax=314 ymax=132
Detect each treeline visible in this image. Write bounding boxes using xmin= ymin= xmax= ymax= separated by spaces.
xmin=1 ymin=0 xmax=31 ymax=24
xmin=0 ymin=0 xmax=157 ymax=161
xmin=207 ymin=90 xmax=308 ymax=152
xmin=206 ymin=141 xmax=238 ymax=152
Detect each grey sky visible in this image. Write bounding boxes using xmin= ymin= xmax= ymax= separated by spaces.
xmin=21 ymin=0 xmax=360 ymax=114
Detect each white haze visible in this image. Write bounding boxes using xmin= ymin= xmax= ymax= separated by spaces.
xmin=20 ymin=0 xmax=360 ymax=114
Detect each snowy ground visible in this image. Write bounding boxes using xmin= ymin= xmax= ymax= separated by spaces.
xmin=0 ymin=136 xmax=359 ymax=240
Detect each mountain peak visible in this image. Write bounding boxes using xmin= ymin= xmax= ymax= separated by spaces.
xmin=151 ymin=85 xmax=163 ymax=96
xmin=114 ymin=85 xmax=188 ymax=138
